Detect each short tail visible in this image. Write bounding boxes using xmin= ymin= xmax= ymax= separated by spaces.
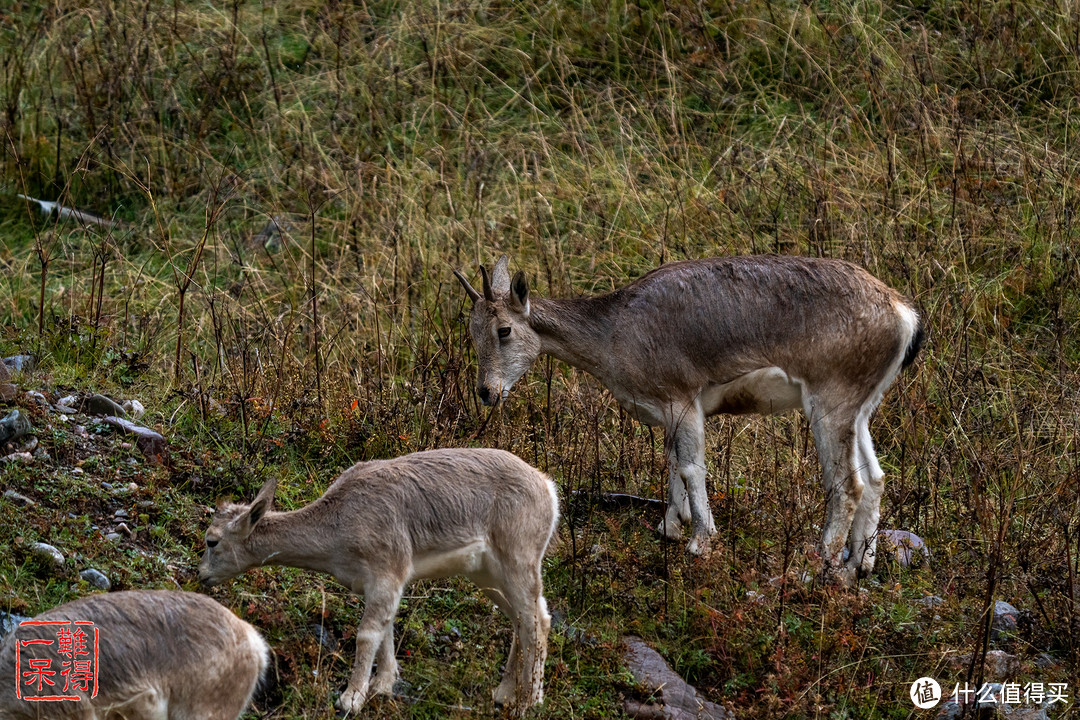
xmin=900 ymin=311 xmax=924 ymax=371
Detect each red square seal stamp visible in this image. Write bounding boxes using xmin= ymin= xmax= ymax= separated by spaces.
xmin=14 ymin=619 xmax=99 ymax=702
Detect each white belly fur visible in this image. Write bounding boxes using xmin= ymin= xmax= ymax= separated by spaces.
xmin=410 ymin=540 xmax=488 ymax=580
xmin=700 ymin=367 xmax=803 ymax=416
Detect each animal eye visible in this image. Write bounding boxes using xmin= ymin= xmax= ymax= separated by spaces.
xmin=498 ymin=327 xmax=511 ymax=339
xmin=206 ymin=539 xmax=219 ymax=549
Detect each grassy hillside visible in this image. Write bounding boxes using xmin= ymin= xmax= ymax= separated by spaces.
xmin=1 ymin=0 xmax=1079 ymax=717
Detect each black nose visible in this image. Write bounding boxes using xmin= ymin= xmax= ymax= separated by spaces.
xmin=477 ymin=386 xmax=491 ymax=405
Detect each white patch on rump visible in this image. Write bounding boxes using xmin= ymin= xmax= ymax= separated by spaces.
xmin=410 ymin=540 xmax=489 ymax=580
xmin=700 ymin=367 xmax=804 ymax=416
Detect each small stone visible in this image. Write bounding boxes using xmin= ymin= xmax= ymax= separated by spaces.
xmin=3 ymin=490 xmax=35 ymax=506
xmin=79 ymin=568 xmax=111 ymax=591
xmin=29 ymin=542 xmax=64 ymax=569
xmin=120 ymin=441 xmax=131 ymax=449
xmin=71 ymin=466 xmax=84 ymax=475
xmin=878 ymin=529 xmax=931 ymax=567
xmin=100 ymin=416 xmax=167 ymax=463
xmin=0 ymin=384 xmax=16 ymax=401
xmin=1 ymin=452 xmax=33 ymax=463
xmin=100 ymin=481 xmax=112 ymax=490
xmin=2 ymin=355 xmax=36 ymax=373
xmin=0 ymin=409 xmax=33 ymax=444
xmin=994 ymin=600 xmax=1019 ymax=635
xmin=746 ymin=590 xmax=766 ymax=604
xmin=136 ymin=500 xmax=155 ymax=510
xmin=121 ymin=399 xmax=145 ymax=420
xmin=127 ymin=482 xmax=137 ymax=492
xmin=115 ymin=522 xmax=133 ymax=537
xmin=983 ymin=650 xmax=1019 ymax=680
xmin=82 ymin=394 xmax=127 ymax=417
xmin=57 ymin=395 xmax=78 ymax=408
xmin=73 ymin=426 xmax=87 ymax=438
xmin=1035 ymin=652 xmax=1059 ymax=669
xmin=917 ymin=595 xmax=944 ymax=608
xmin=309 ymin=623 xmax=338 ymax=651
xmin=105 ymin=533 xmax=122 ymax=542
xmin=24 ymin=391 xmax=49 ymax=407
xmin=0 ymin=612 xmax=32 ymax=643
xmin=114 ymin=509 xmax=129 ymax=518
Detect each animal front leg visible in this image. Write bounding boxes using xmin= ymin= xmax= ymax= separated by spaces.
xmin=670 ymin=409 xmax=716 ymax=556
xmin=338 ymin=582 xmax=403 ymax=714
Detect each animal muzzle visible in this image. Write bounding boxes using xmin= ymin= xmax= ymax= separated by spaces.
xmin=476 ymin=384 xmax=500 ymax=406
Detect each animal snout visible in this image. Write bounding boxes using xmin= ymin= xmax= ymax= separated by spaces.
xmin=477 ymin=385 xmax=499 ymax=406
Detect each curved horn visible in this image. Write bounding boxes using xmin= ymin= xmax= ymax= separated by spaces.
xmin=479 ymin=265 xmax=496 ymax=302
xmin=453 ymin=268 xmax=481 ymax=303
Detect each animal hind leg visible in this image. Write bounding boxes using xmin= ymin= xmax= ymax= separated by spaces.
xmin=338 ymin=576 xmax=405 ymax=714
xmin=847 ymin=414 xmax=885 ymax=577
xmin=807 ymin=397 xmax=862 ymax=585
xmin=660 ymin=454 xmax=692 ymax=541
xmin=478 ymin=558 xmax=549 ymax=712
xmin=369 ymin=624 xmax=399 ymax=697
xmin=478 ymin=583 xmax=520 ymax=707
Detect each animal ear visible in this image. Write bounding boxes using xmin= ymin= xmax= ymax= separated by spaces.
xmin=490 ymin=254 xmax=511 ymax=297
xmin=453 ymin=268 xmax=481 ymax=303
xmin=509 ymin=271 xmax=530 ymax=315
xmin=237 ymin=477 xmax=278 ymax=536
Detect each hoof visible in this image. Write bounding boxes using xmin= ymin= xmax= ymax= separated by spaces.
xmin=824 ymin=564 xmax=857 ymax=588
xmin=658 ymin=515 xmax=684 ymax=541
xmin=337 ymin=686 xmax=368 ymax=715
xmin=686 ymin=534 xmax=712 ymax=556
xmin=370 ymin=672 xmax=398 ymax=697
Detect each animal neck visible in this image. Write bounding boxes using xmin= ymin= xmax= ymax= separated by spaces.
xmin=529 ymin=295 xmax=615 ymax=376
xmin=247 ymin=505 xmax=333 ymax=574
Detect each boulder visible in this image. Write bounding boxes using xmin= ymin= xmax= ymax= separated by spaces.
xmin=622 ymin=637 xmax=733 ymax=720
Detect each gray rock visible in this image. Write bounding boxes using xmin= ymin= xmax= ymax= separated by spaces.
xmin=100 ymin=416 xmax=167 ymax=463
xmin=0 ymin=612 xmax=31 ymax=643
xmin=82 ymin=394 xmax=127 ymax=417
xmin=29 ymin=542 xmax=64 ymax=569
xmin=878 ymin=529 xmax=931 ymax=567
xmin=953 ymin=650 xmax=1019 ymax=681
xmin=3 ymin=490 xmax=35 ymax=506
xmin=57 ymin=394 xmax=78 ymax=408
xmin=79 ymin=568 xmax=111 ymax=591
xmin=24 ymin=391 xmax=49 ymax=407
xmin=622 ymin=636 xmax=732 ymax=720
xmin=1034 ymin=652 xmax=1059 ymax=669
xmin=0 ymin=409 xmax=33 ymax=444
xmin=994 ymin=600 xmax=1019 ymax=636
xmin=104 ymin=532 xmax=122 ymax=542
xmin=309 ymin=623 xmax=338 ymax=651
xmin=917 ymin=595 xmax=945 ymax=608
xmin=121 ymin=399 xmax=145 ymax=420
xmin=2 ymin=355 xmax=36 ymax=373
xmin=0 ymin=384 xmax=15 ymax=402
xmin=1 ymin=451 xmax=33 ymax=463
